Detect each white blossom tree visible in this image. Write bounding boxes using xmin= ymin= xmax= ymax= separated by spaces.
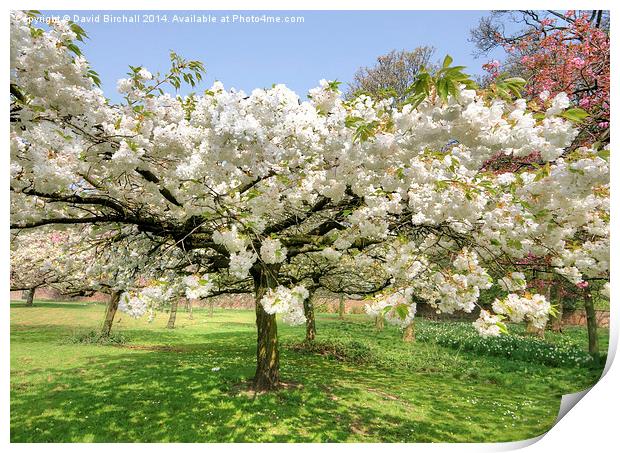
xmin=10 ymin=12 xmax=609 ymax=390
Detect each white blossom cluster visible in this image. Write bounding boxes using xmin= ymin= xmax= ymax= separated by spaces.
xmin=119 ymin=282 xmax=176 ymax=319
xmin=259 ymin=238 xmax=287 ymax=264
xmin=492 ymin=293 xmax=551 ymax=330
xmin=433 ymin=249 xmax=493 ymax=315
xmin=183 ymin=274 xmax=214 ymax=299
xmin=118 ymin=292 xmax=147 ymax=318
xmin=498 ymin=272 xmax=527 ymax=292
xmin=473 ymin=310 xmax=504 ymax=338
xmin=260 ymin=285 xmax=309 ymax=325
xmin=365 ymin=288 xmax=417 ymax=329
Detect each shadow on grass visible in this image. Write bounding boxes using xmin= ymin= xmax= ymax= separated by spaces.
xmin=11 ymin=326 xmax=550 ymax=443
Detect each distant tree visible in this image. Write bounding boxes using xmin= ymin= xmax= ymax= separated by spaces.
xmin=347 ymin=47 xmax=435 ymax=102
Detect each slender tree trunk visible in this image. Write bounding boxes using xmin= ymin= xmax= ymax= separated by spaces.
xmin=583 ymin=284 xmax=600 ymax=363
xmin=252 ymin=265 xmax=280 ymax=391
xmin=402 ymin=321 xmax=415 ymax=342
xmin=24 ymin=288 xmax=35 ymax=307
xmin=167 ymin=299 xmax=179 ymax=329
xmin=101 ymin=291 xmax=121 ymax=337
xmin=209 ymin=300 xmax=214 ymax=317
xmin=526 ymin=321 xmax=545 ymax=338
xmin=304 ymin=295 xmax=316 ymax=342
xmin=186 ymin=299 xmax=194 ymax=320
xmin=551 ymin=278 xmax=563 ymax=333
xmin=338 ymin=294 xmax=346 ymax=320
xmin=375 ymin=315 xmax=384 ymax=331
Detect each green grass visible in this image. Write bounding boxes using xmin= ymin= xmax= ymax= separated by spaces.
xmin=10 ymin=300 xmax=607 ymax=442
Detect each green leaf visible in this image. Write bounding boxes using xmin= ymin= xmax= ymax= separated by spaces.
xmin=497 ymin=321 xmax=509 ymax=334
xmin=560 ymin=108 xmax=589 ymax=123
xmin=597 ymin=149 xmax=610 ymax=161
xmin=442 ymin=55 xmax=453 ymax=68
xmin=395 ymin=304 xmax=410 ymax=320
xmin=436 ymin=78 xmax=449 ymax=102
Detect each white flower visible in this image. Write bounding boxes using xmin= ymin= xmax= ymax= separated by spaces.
xmin=473 ymin=310 xmax=502 ymax=338
xmin=259 ymin=238 xmax=287 ymax=264
xmin=260 ymin=285 xmax=309 ymax=326
xmin=546 ymin=92 xmax=570 ymax=116
xmin=498 ymin=272 xmax=527 ymax=292
xmin=137 ymin=68 xmax=153 ymax=80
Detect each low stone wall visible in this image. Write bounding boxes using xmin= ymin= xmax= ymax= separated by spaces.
xmin=562 ymin=309 xmax=610 ymax=328
xmin=10 ymin=288 xmax=108 ymax=302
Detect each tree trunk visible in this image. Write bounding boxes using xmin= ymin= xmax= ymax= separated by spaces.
xmin=252 ymin=265 xmax=280 ymax=391
xmin=526 ymin=321 xmax=545 ymax=338
xmin=375 ymin=315 xmax=384 ymax=331
xmin=24 ymin=288 xmax=35 ymax=307
xmin=101 ymin=291 xmax=121 ymax=337
xmin=551 ymin=278 xmax=563 ymax=332
xmin=187 ymin=299 xmax=194 ymax=320
xmin=338 ymin=294 xmax=346 ymax=319
xmin=167 ymin=298 xmax=179 ymax=329
xmin=583 ymin=284 xmax=600 ymax=363
xmin=402 ymin=321 xmax=415 ymax=342
xmin=304 ymin=296 xmax=316 ymax=342
xmin=209 ymin=300 xmax=214 ymax=317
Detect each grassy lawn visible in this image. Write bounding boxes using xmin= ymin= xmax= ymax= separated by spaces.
xmin=10 ymin=300 xmax=607 ymax=443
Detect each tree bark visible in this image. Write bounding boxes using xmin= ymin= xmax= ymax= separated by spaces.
xmin=251 ymin=265 xmax=280 ymax=391
xmin=551 ymin=278 xmax=563 ymax=332
xmin=583 ymin=284 xmax=600 ymax=363
xmin=338 ymin=294 xmax=346 ymax=319
xmin=304 ymin=295 xmax=316 ymax=342
xmin=187 ymin=299 xmax=194 ymax=320
xmin=402 ymin=321 xmax=415 ymax=342
xmin=167 ymin=298 xmax=179 ymax=329
xmin=375 ymin=315 xmax=384 ymax=331
xmin=24 ymin=288 xmax=35 ymax=307
xmin=526 ymin=321 xmax=545 ymax=338
xmin=101 ymin=291 xmax=121 ymax=337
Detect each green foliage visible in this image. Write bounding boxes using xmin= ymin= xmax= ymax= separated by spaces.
xmin=289 ymin=338 xmax=375 ymax=364
xmin=64 ymin=329 xmax=128 ymax=346
xmin=345 ymin=116 xmax=380 ymax=143
xmin=167 ymin=51 xmax=206 ymax=90
xmin=487 ymin=75 xmax=527 ymax=100
xmin=415 ymin=321 xmax=597 ymax=368
xmin=403 ymin=55 xmax=478 ymax=107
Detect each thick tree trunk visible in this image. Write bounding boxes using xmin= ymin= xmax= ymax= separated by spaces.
xmin=338 ymin=294 xmax=346 ymax=320
xmin=402 ymin=322 xmax=415 ymax=342
xmin=252 ymin=265 xmax=280 ymax=391
xmin=24 ymin=288 xmax=35 ymax=307
xmin=101 ymin=291 xmax=121 ymax=337
xmin=167 ymin=298 xmax=179 ymax=329
xmin=583 ymin=284 xmax=600 ymax=363
xmin=304 ymin=296 xmax=316 ymax=342
xmin=375 ymin=315 xmax=384 ymax=331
